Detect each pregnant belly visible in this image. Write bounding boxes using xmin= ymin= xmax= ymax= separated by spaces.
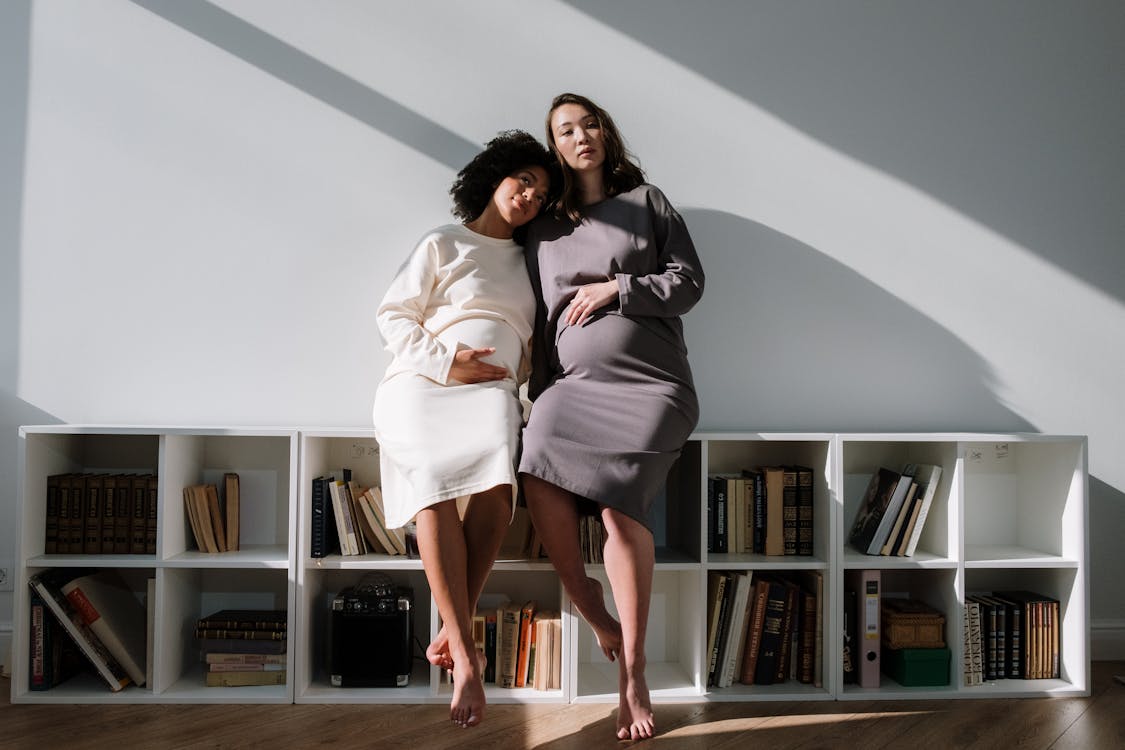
xmin=555 ymin=313 xmax=690 ymax=389
xmin=437 ymin=316 xmax=523 ymax=379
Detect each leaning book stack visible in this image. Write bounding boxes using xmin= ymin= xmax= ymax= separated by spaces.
xmin=195 ymin=609 xmax=287 ymax=687
xmin=182 ymin=473 xmax=240 ymax=553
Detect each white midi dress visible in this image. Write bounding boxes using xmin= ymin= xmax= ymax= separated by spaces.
xmin=372 ymin=224 xmax=535 ymax=529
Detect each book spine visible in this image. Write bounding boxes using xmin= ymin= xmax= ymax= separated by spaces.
xmin=194 ymin=628 xmax=286 ymax=640
xmin=83 ymin=477 xmax=103 ymax=554
xmin=782 ymin=469 xmax=798 ymax=555
xmin=101 ymin=478 xmax=118 ymax=553
xmin=713 ymin=477 xmax=727 ymax=554
xmin=145 ymin=476 xmax=158 ymax=554
xmin=311 ymin=477 xmax=326 ymax=557
xmin=753 ymin=581 xmax=785 ymax=684
xmin=796 ymin=467 xmax=814 ymax=556
xmin=44 ymin=476 xmax=61 ymax=554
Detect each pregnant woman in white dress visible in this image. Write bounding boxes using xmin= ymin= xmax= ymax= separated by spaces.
xmin=372 ymin=131 xmax=553 ymax=729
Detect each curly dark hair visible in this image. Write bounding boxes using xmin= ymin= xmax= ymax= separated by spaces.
xmin=545 ymin=93 xmax=645 ymax=224
xmin=450 ymin=130 xmax=556 ymax=223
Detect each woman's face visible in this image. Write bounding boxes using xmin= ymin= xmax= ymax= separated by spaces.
xmin=492 ymin=165 xmax=550 ymax=228
xmin=550 ymin=103 xmax=604 ymax=173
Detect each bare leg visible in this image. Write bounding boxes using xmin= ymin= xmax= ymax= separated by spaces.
xmin=415 ymin=494 xmax=504 ymax=728
xmin=425 ymin=486 xmax=510 ymax=672
xmin=601 ymin=507 xmax=655 ymax=741
xmin=521 ymin=473 xmax=622 ymax=660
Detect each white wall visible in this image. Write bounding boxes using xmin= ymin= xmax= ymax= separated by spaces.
xmin=3 ymin=0 xmax=1123 ymax=652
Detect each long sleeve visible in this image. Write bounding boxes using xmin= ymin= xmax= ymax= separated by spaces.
xmin=616 ymin=186 xmax=705 ymax=318
xmin=376 ymin=239 xmax=456 ymax=385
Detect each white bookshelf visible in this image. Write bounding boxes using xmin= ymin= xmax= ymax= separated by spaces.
xmin=12 ymin=427 xmax=1088 ymax=704
xmin=12 ymin=426 xmax=298 ymax=704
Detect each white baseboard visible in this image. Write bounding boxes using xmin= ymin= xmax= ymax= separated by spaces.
xmin=1092 ymin=619 xmax=1125 ymax=661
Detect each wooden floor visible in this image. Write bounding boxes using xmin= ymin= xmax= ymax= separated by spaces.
xmin=2 ymin=662 xmax=1122 ymax=749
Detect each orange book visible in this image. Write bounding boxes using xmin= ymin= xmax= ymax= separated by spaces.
xmin=514 ymin=600 xmax=536 ymax=688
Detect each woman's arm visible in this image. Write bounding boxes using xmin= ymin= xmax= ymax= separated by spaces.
xmin=616 ymin=186 xmax=705 ymax=318
xmin=376 ymin=239 xmax=458 ymax=384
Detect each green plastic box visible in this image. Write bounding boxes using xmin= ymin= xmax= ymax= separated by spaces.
xmin=883 ymin=647 xmax=951 ymax=687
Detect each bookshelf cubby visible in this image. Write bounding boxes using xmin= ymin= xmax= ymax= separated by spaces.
xmin=13 ymin=427 xmax=1088 ymax=704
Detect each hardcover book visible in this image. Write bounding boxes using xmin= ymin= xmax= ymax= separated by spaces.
xmin=61 ymin=569 xmax=148 ymax=687
xmin=28 ymin=570 xmax=132 ymax=692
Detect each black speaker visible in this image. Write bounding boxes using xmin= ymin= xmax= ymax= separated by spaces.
xmin=329 ymin=574 xmax=413 ymax=687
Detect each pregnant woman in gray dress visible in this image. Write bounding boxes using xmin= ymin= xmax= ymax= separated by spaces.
xmin=520 ymin=93 xmax=704 ymax=741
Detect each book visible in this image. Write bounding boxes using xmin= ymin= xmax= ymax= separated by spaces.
xmin=205 ymin=652 xmax=288 ymax=665
xmin=738 ymin=577 xmax=770 ymax=685
xmin=847 ymin=569 xmax=881 ymax=687
xmin=842 ymin=588 xmax=858 ymax=686
xmin=144 ymin=475 xmax=158 ymax=554
xmin=29 ymin=588 xmax=84 ymax=690
xmin=327 ymin=475 xmax=359 ymax=556
xmin=61 ymin=570 xmax=148 ymax=687
xmin=129 ymin=474 xmax=149 ymax=554
xmin=880 ymin=481 xmax=917 ymax=555
xmin=497 ymin=601 xmax=522 ymax=688
xmin=794 ymin=466 xmax=814 ymax=556
xmin=848 ymin=468 xmax=904 ymax=555
xmin=774 ymin=580 xmax=799 ymax=683
xmin=705 ymin=571 xmax=729 ymax=685
xmin=204 ymin=669 xmax=287 ymax=687
xmin=346 ymin=480 xmax=369 ymax=555
xmin=44 ymin=474 xmax=62 ymax=554
xmin=799 ymin=570 xmax=824 ymax=687
xmin=197 ymin=638 xmax=287 ymax=655
xmin=28 ymin=570 xmax=132 ymax=691
xmin=482 ymin=610 xmax=498 ymax=683
xmin=82 ymin=474 xmax=104 ymax=554
xmin=194 ymin=628 xmax=286 ymax=641
xmin=101 ymin=475 xmax=121 ymax=553
xmin=353 ymin=489 xmax=390 ymax=554
xmin=753 ymin=579 xmax=788 ymax=684
xmin=710 ymin=475 xmax=728 ymax=553
xmin=717 ymin=571 xmax=753 ymax=688
xmin=223 ymin=473 xmax=240 ymax=552
xmin=515 ymin=600 xmax=536 ymax=687
xmin=892 ymin=487 xmax=924 ymax=556
xmin=197 ymin=609 xmax=287 ymax=631
xmin=205 ymin=483 xmax=228 ymax=553
xmin=310 ymin=476 xmax=337 ymax=557
xmin=761 ymin=467 xmax=786 ymax=556
xmin=208 ymin=662 xmax=286 ymax=672
xmin=66 ymin=475 xmax=88 ymax=553
xmin=364 ymin=487 xmax=406 ymax=555
xmin=781 ymin=468 xmax=798 ymax=555
xmin=899 ymin=463 xmax=942 ymax=556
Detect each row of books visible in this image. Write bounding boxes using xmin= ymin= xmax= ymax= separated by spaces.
xmin=707 ymin=467 xmax=814 ymax=556
xmin=310 ymin=469 xmax=408 ymax=557
xmin=848 ymin=463 xmax=942 ymax=557
xmin=963 ymin=591 xmax=1059 ymax=683
xmin=28 ymin=569 xmax=151 ymax=692
xmin=183 ymin=474 xmax=240 ymax=553
xmin=471 ymin=598 xmax=561 ymax=691
xmin=196 ymin=609 xmax=288 ymax=687
xmin=705 ymin=570 xmax=823 ymax=688
xmin=44 ymin=473 xmax=157 ymax=555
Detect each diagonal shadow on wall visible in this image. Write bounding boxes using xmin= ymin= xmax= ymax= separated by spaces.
xmin=679 ymin=208 xmax=1034 ymax=432
xmin=129 ymin=0 xmax=480 ymax=172
xmin=565 ymin=0 xmax=1125 ymax=304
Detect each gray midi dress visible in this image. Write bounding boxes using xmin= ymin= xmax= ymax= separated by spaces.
xmin=519 ymin=184 xmax=705 ymax=530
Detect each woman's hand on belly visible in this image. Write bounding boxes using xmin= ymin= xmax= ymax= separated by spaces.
xmin=449 ymin=346 xmax=509 ymax=384
xmin=566 ymin=280 xmax=620 ymax=328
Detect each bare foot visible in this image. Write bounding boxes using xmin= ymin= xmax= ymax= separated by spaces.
xmin=615 ymin=661 xmax=654 ymax=741
xmin=427 ymin=625 xmax=454 ymax=671
xmin=573 ymin=577 xmax=622 ymax=661
xmin=449 ymin=656 xmax=485 ymax=729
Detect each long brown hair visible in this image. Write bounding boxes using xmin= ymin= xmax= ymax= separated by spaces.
xmin=545 ymin=93 xmax=645 ymax=224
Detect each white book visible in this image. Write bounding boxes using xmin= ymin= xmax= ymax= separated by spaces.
xmin=900 ymin=463 xmax=943 ymax=556
xmin=718 ymin=572 xmax=754 ymax=688
xmin=61 ymin=570 xmax=148 ymax=687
